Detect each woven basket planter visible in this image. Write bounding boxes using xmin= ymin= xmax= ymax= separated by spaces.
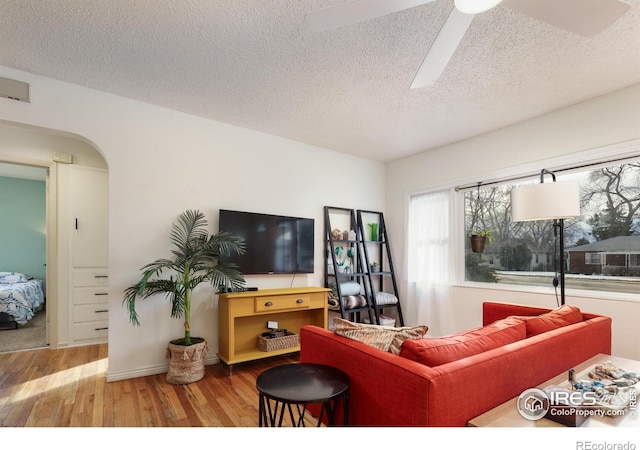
xmin=166 ymin=338 xmax=208 ymax=384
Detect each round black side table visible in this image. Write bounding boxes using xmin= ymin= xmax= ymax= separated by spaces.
xmin=256 ymin=363 xmax=350 ymax=427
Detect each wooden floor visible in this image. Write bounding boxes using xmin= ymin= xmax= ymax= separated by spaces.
xmin=0 ymin=344 xmax=317 ymax=427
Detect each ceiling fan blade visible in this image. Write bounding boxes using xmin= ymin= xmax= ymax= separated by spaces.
xmin=305 ymin=0 xmax=437 ymax=32
xmin=502 ymin=0 xmax=631 ymax=38
xmin=410 ymin=7 xmax=474 ymax=89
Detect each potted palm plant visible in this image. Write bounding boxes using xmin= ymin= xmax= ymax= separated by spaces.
xmin=470 ymin=230 xmax=494 ymax=253
xmin=123 ymin=209 xmax=246 ymax=384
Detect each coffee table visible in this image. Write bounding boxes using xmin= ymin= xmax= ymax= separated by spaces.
xmin=468 ymin=354 xmax=639 ymax=427
xmin=256 ymin=363 xmax=350 ymax=427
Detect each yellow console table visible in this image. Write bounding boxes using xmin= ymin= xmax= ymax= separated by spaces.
xmin=217 ymin=287 xmax=329 ymax=373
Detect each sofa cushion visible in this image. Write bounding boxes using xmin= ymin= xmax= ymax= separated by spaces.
xmin=399 ymin=317 xmax=526 ymax=367
xmin=332 ymin=318 xmax=428 ymax=355
xmin=511 ymin=304 xmax=583 ymax=337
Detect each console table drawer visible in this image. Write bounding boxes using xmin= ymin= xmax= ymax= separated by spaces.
xmin=254 ymin=294 xmax=311 ymax=312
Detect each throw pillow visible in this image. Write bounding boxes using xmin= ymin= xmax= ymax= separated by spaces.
xmin=511 ymin=304 xmax=583 ymax=337
xmin=333 ymin=318 xmax=428 ymax=355
xmin=400 ymin=317 xmax=526 ymax=367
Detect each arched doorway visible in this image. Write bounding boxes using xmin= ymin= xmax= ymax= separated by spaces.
xmin=0 ymin=122 xmax=108 ymax=352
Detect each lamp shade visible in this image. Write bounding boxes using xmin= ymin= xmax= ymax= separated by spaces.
xmin=510 ymin=181 xmax=581 ymax=222
xmin=455 ymin=0 xmax=504 ymax=14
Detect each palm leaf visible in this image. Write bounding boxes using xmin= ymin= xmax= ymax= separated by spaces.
xmin=123 ymin=209 xmax=246 ymax=342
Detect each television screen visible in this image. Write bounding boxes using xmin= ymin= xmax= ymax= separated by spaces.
xmin=218 ymin=209 xmax=315 ymax=274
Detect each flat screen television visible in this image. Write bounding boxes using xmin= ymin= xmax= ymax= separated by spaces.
xmin=218 ymin=209 xmax=315 ymax=274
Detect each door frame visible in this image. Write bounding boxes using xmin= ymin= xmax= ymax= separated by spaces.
xmin=0 ymin=157 xmax=57 ymax=348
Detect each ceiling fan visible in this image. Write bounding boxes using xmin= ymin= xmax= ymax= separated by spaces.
xmin=305 ymin=0 xmax=631 ymax=89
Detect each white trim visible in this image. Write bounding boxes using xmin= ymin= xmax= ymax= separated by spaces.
xmin=106 ymin=355 xmax=221 ymax=382
xmin=0 ymin=156 xmax=59 ymax=348
xmin=461 ymin=279 xmax=640 ymax=304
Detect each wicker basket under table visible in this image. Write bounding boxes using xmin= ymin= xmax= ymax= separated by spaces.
xmin=257 ymin=331 xmax=299 ymax=352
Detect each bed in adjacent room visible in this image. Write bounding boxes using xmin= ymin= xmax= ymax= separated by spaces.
xmin=0 ymin=272 xmax=46 ymax=326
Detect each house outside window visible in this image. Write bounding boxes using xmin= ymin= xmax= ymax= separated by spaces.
xmin=462 ymin=161 xmax=640 ymax=294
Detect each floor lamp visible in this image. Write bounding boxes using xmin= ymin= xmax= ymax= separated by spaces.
xmin=510 ymin=169 xmax=580 ymax=306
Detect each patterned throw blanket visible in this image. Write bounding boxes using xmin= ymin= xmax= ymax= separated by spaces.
xmin=0 ymin=273 xmax=45 ymax=324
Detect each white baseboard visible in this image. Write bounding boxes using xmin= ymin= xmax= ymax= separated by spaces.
xmin=105 ymin=355 xmax=221 ymax=382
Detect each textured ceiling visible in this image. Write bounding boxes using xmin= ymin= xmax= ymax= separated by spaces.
xmin=0 ymin=0 xmax=639 ymax=162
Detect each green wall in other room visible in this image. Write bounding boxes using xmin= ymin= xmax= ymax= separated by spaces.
xmin=0 ymin=176 xmax=46 ymax=280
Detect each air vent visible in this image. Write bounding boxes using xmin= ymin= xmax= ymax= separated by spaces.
xmin=0 ymin=77 xmax=30 ymax=103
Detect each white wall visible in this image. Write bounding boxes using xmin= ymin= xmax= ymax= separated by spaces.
xmin=386 ymin=83 xmax=640 ymax=360
xmin=0 ymin=66 xmax=385 ymax=380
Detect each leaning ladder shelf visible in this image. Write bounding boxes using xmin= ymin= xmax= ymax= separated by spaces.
xmin=324 ymin=206 xmax=374 ymax=324
xmin=357 ymin=209 xmax=405 ymax=326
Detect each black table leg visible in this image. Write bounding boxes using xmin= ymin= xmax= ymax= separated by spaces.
xmin=258 ymin=393 xmax=265 ymax=427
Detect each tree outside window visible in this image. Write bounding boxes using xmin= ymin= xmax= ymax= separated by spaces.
xmin=464 ymin=162 xmax=640 ymax=295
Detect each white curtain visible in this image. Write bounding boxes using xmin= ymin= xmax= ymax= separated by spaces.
xmin=406 ymin=190 xmax=453 ymax=336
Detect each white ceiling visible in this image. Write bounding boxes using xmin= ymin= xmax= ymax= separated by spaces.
xmin=0 ymin=0 xmax=638 ymax=163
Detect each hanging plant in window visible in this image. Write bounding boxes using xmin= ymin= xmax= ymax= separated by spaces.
xmin=469 ymin=183 xmax=494 ymax=253
xmin=470 ymin=230 xmax=494 ymax=253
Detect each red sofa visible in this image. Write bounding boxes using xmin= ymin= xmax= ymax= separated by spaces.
xmin=299 ymin=302 xmax=611 ymax=426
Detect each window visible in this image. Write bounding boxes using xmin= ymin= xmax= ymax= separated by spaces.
xmin=463 ymin=161 xmax=640 ymax=294
xmin=586 ymin=253 xmax=603 ymax=265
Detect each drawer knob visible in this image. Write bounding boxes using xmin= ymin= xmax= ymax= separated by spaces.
xmin=296 ymin=298 xmax=304 ymax=304
xmin=94 ymin=327 xmax=108 ymax=331
xmin=265 ymin=301 xmax=273 ymax=307
xmin=94 ymin=309 xmax=108 ymax=313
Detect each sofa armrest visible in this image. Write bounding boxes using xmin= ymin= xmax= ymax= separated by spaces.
xmin=300 ymin=325 xmax=436 ymax=426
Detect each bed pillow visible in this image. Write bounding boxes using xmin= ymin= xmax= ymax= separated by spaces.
xmin=333 ymin=318 xmax=428 ymax=355
xmin=0 ymin=272 xmax=32 ymax=284
xmin=399 ymin=317 xmax=526 ymax=367
xmin=510 ymin=304 xmax=583 ymax=337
